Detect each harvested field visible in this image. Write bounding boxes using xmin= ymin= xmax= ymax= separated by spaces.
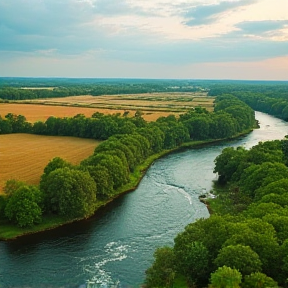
xmin=0 ymin=134 xmax=100 ymax=193
xmin=2 ymin=92 xmax=214 ymax=122
xmin=0 ymin=103 xmax=181 ymax=122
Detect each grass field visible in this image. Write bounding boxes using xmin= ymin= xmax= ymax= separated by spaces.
xmin=0 ymin=134 xmax=100 ymax=193
xmin=1 ymin=92 xmax=214 ymax=122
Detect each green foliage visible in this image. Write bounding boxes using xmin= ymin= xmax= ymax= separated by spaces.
xmin=5 ymin=113 xmax=32 ymax=133
xmin=254 ymin=179 xmax=288 ymax=201
xmin=85 ymin=165 xmax=114 ymax=199
xmin=222 ymin=226 xmax=280 ymax=278
xmin=210 ymin=138 xmax=288 ymax=286
xmin=4 ymin=185 xmax=43 ymax=227
xmin=280 ymin=240 xmax=288 ymax=285
xmin=244 ymin=202 xmax=288 ymax=218
xmin=43 ymin=156 xmax=72 ymax=176
xmin=82 ymin=153 xmax=129 ymax=189
xmin=214 ymin=245 xmax=262 ymax=276
xmin=239 ymin=162 xmax=288 ymax=198
xmin=213 ymin=147 xmax=248 ymax=183
xmin=174 ymin=241 xmax=209 ymax=287
xmin=0 ymin=195 xmax=8 ymax=219
xmin=145 ymin=247 xmax=175 ymax=288
xmin=0 ymin=116 xmax=12 ymax=134
xmin=242 ymin=272 xmax=278 ymax=288
xmin=3 ymin=179 xmax=26 ymax=195
xmin=263 ymin=214 xmax=288 ymax=243
xmin=209 ymin=266 xmax=242 ymax=288
xmin=41 ymin=167 xmax=97 ymax=219
xmin=174 ymin=215 xmax=234 ymax=263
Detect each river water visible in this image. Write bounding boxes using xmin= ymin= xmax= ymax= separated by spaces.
xmin=1 ymin=112 xmax=288 ymax=288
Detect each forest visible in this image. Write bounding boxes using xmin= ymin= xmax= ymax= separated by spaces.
xmin=0 ymin=78 xmax=206 ymax=100
xmin=208 ymin=82 xmax=288 ymax=120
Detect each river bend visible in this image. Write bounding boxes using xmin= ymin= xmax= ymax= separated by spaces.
xmin=0 ymin=112 xmax=287 ymax=288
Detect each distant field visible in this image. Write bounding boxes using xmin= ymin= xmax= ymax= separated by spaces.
xmin=0 ymin=134 xmax=100 ymax=193
xmin=1 ymin=92 xmax=215 ymax=122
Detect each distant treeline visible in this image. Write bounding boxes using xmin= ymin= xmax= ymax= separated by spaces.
xmin=0 ymin=95 xmax=255 ymax=230
xmin=208 ymin=82 xmax=288 ymax=120
xmin=0 ymin=79 xmax=205 ymax=100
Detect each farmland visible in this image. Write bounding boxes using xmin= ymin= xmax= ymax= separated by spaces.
xmin=0 ymin=92 xmax=214 ymax=193
xmin=0 ymin=134 xmax=100 ymax=193
xmin=1 ymin=92 xmax=214 ymax=122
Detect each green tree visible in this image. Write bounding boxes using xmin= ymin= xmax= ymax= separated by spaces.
xmin=223 ymin=225 xmax=280 ymax=279
xmin=280 ymin=239 xmax=288 ymax=286
xmin=175 ymin=241 xmax=209 ymax=287
xmin=82 ymin=153 xmax=129 ymax=189
xmin=209 ymin=266 xmax=242 ymax=288
xmin=263 ymin=214 xmax=288 ymax=243
xmin=258 ymin=193 xmax=288 ymax=207
xmin=40 ymin=157 xmax=73 ymax=193
xmin=242 ymin=272 xmax=278 ymax=288
xmin=245 ymin=202 xmax=288 ymax=218
xmin=85 ymin=165 xmax=114 ymax=199
xmin=5 ymin=113 xmax=32 ymax=133
xmin=214 ymin=245 xmax=262 ymax=276
xmin=0 ymin=116 xmax=12 ymax=134
xmin=137 ymin=126 xmax=164 ymax=153
xmin=254 ymin=179 xmax=288 ymax=201
xmin=3 ymin=179 xmax=26 ymax=195
xmin=96 ymin=139 xmax=136 ymax=171
xmin=239 ymin=162 xmax=288 ymax=198
xmin=42 ymin=167 xmax=97 ymax=219
xmin=5 ymin=185 xmax=43 ymax=227
xmin=0 ymin=195 xmax=8 ymax=219
xmin=145 ymin=247 xmax=175 ymax=288
xmin=32 ymin=121 xmax=47 ymax=135
xmin=213 ymin=147 xmax=247 ymax=183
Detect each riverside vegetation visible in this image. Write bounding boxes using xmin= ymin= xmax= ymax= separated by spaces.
xmin=0 ymin=88 xmax=255 ymax=239
xmin=145 ymin=86 xmax=288 ymax=288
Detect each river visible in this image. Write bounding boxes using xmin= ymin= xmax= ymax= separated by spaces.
xmin=0 ymin=112 xmax=288 ymax=288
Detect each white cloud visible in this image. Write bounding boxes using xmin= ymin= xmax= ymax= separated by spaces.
xmin=0 ymin=0 xmax=288 ymax=79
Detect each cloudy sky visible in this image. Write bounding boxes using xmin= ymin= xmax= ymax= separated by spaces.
xmin=1 ymin=0 xmax=288 ymax=80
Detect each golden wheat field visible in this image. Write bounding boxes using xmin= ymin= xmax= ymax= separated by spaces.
xmin=0 ymin=103 xmax=182 ymax=122
xmin=0 ymin=134 xmax=100 ymax=193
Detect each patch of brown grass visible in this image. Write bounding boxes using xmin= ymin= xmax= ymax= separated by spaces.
xmin=0 ymin=134 xmax=100 ymax=193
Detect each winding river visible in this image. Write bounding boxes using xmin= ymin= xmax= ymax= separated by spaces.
xmin=1 ymin=112 xmax=288 ymax=288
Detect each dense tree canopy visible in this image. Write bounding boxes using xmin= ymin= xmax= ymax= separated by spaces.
xmin=4 ymin=184 xmax=43 ymax=227
xmin=41 ymin=167 xmax=97 ymax=219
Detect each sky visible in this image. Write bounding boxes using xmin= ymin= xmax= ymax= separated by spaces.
xmin=0 ymin=0 xmax=288 ymax=80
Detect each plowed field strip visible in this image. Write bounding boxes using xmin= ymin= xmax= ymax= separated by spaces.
xmin=0 ymin=134 xmax=100 ymax=193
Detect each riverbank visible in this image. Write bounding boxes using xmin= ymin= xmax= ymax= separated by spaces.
xmin=0 ymin=129 xmax=253 ymax=241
